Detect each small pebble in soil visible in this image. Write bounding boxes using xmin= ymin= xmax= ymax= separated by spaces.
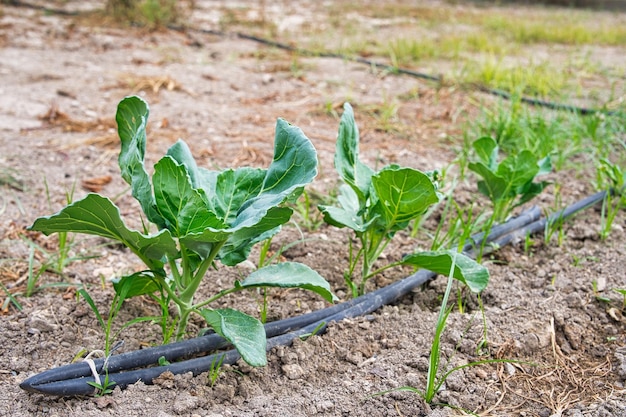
xmin=595 ymin=276 xmax=607 ymax=292
xmin=318 ymin=400 xmax=334 ymax=412
xmin=28 ymin=317 xmax=57 ymax=332
xmin=281 ymin=363 xmax=305 ymax=380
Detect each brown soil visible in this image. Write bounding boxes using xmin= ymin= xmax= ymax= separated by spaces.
xmin=1 ymin=1 xmax=625 ymax=416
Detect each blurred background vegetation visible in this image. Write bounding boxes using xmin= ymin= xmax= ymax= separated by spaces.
xmin=104 ymin=0 xmax=194 ymax=28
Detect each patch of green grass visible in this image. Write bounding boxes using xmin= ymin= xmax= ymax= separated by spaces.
xmin=360 ymin=97 xmax=404 ymax=134
xmin=104 ymin=0 xmax=193 ymax=29
xmin=459 ymin=56 xmax=567 ymax=98
xmin=441 ymin=32 xmax=511 ymax=57
xmin=388 ymin=37 xmax=438 ymax=66
xmin=484 ymin=14 xmax=626 ymax=46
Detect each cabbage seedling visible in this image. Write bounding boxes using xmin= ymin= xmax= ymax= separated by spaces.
xmin=30 ymin=96 xmax=336 ymax=367
xmin=468 ymin=136 xmax=551 ymax=224
xmin=320 ymin=103 xmax=488 ymax=297
xmin=468 ymin=136 xmax=551 ymax=259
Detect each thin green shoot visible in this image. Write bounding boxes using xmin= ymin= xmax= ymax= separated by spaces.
xmin=372 ymin=247 xmax=519 ymax=404
xmin=19 ymin=235 xmax=98 ymax=296
xmin=0 ymin=281 xmax=22 ymax=311
xmin=78 ymin=287 xmax=157 ymax=356
xmin=208 ymin=354 xmax=226 ymax=387
xmin=23 ymin=243 xmax=78 ymax=297
xmin=259 ymin=288 xmax=268 ymax=324
xmin=299 ymin=321 xmax=326 ymax=341
xmin=544 ymin=183 xmax=565 ymax=246
xmin=423 ymin=252 xmax=458 ymax=402
xmin=592 ymin=280 xmax=611 ymax=303
xmin=258 ymin=237 xmax=273 ymax=269
xmin=57 ymin=182 xmax=76 ymax=274
xmin=597 ymin=159 xmax=626 ymax=240
xmin=292 ymin=189 xmax=326 ymax=232
xmin=456 ymin=287 xmax=465 ymax=314
xmin=84 ymin=341 xmax=123 ymax=397
xmin=475 ymin=294 xmax=489 ymax=355
xmin=523 ymin=232 xmax=533 ymax=255
xmin=87 ymin=369 xmax=116 ymax=397
xmin=25 ymin=245 xmax=44 ymax=297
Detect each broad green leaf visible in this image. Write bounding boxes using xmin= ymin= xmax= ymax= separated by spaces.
xmin=469 ymin=162 xmax=508 ymax=201
xmin=217 ymin=207 xmax=292 ymax=266
xmin=116 ymin=96 xmax=165 ymax=228
xmin=498 ymin=150 xmax=540 ymax=190
xmin=212 ymin=167 xmax=266 ymax=223
xmin=181 ymin=207 xmax=291 ymax=264
xmin=112 ymin=271 xmax=164 ymax=312
xmin=472 ymin=136 xmax=499 ymax=170
xmin=319 ymin=184 xmax=371 ymax=232
xmin=199 ymin=308 xmax=267 ymax=367
xmin=260 ymin=118 xmax=318 ymax=199
xmin=516 ymin=180 xmax=550 ymax=207
xmin=166 ymin=140 xmax=202 ymax=188
xmin=402 ymin=250 xmax=489 ymax=293
xmin=77 ymin=289 xmax=104 ymax=329
xmin=166 ymin=142 xmax=268 ymax=222
xmin=226 ymin=118 xmax=317 ymax=232
xmin=112 ymin=271 xmax=163 ymax=301
xmin=240 ymin=262 xmax=337 ymax=303
xmin=371 ymin=166 xmax=439 ymax=227
xmin=537 ymin=156 xmax=552 ymax=176
xmin=334 ymin=103 xmax=374 ymax=201
xmin=180 ymin=231 xmax=235 ymax=259
xmin=29 ymin=194 xmax=178 ymax=269
xmin=153 ymin=156 xmax=226 ymax=237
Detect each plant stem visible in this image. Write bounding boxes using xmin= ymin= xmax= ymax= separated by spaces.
xmin=424 ymin=251 xmax=457 ymax=403
xmin=174 ymin=241 xmax=226 ymax=340
xmin=57 ymin=231 xmax=68 ymax=273
xmin=359 ymin=229 xmax=391 ymax=295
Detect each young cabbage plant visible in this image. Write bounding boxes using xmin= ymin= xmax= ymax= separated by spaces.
xmin=29 ymin=96 xmax=336 ymax=367
xmin=319 ymin=103 xmax=487 ymax=297
xmin=468 ymin=136 xmax=551 ymax=259
xmin=468 ymin=136 xmax=552 ymax=224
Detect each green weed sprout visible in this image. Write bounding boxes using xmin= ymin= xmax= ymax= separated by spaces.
xmin=208 ymin=354 xmax=226 ymax=387
xmin=319 ymin=103 xmax=488 ymax=297
xmin=597 ymin=158 xmax=626 ymax=240
xmin=372 ymin=251 xmax=514 ymax=406
xmin=86 ymin=370 xmax=116 ymax=397
xmin=29 ymin=96 xmax=336 ymax=367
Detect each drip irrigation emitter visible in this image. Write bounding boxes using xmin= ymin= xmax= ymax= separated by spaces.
xmin=19 ymin=190 xmax=608 ymax=396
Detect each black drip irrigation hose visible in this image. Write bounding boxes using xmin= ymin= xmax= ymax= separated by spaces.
xmin=19 ymin=191 xmax=609 ymax=396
